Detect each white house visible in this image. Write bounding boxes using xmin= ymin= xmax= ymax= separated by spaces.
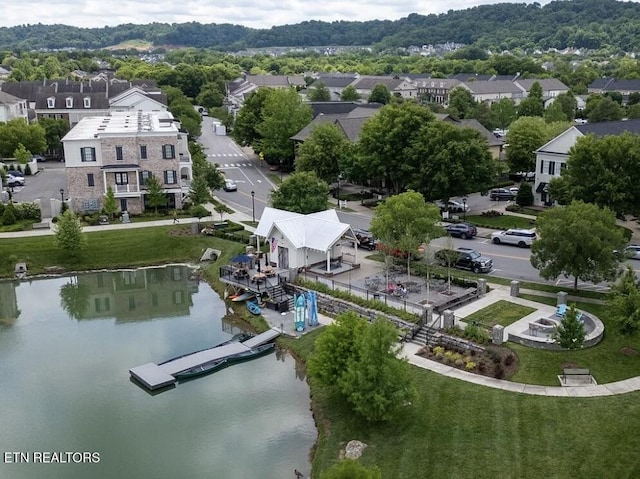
xmin=255 ymin=207 xmax=357 ymax=273
xmin=534 ymin=119 xmax=640 ymax=206
xmin=0 ymin=90 xmax=28 ymax=123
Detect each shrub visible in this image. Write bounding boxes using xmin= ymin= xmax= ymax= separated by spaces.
xmin=25 ymin=164 xmax=32 ymax=175
xmin=432 ymin=346 xmax=445 ymax=356
xmin=435 ymin=352 xmax=444 ymax=360
xmin=504 ymin=353 xmax=515 ymax=366
xmin=1 ymin=205 xmax=17 ymax=225
xmin=465 ymin=361 xmax=476 ymax=370
xmin=454 ymin=358 xmax=464 ymax=367
xmin=481 ymin=210 xmax=504 ymax=217
xmin=494 ymin=364 xmax=504 ymax=379
xmin=516 ymin=182 xmax=534 ymax=207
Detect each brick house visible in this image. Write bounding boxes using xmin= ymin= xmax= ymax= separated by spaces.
xmin=61 ymin=111 xmax=192 ymax=215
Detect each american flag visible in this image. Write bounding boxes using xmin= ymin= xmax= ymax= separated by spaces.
xmin=270 ymin=236 xmax=278 ymax=253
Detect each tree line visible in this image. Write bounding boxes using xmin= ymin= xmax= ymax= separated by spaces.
xmin=1 ymin=0 xmax=640 ymax=51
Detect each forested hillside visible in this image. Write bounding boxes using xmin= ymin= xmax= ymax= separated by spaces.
xmin=1 ymin=0 xmax=639 ymax=52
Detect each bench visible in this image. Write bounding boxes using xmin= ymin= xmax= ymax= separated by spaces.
xmin=562 ymin=368 xmax=592 ymax=385
xmin=32 ymin=222 xmax=49 ymax=229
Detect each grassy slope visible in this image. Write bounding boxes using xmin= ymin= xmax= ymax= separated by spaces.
xmin=284 ymin=329 xmax=640 ymax=479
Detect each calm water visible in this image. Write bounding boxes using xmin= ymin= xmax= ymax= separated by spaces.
xmin=0 ymin=266 xmax=316 ymax=479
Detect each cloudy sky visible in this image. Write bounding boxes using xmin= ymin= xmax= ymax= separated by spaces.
xmin=0 ymin=0 xmax=566 ymax=29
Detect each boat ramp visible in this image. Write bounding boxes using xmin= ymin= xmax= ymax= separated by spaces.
xmin=129 ymin=328 xmax=281 ymax=391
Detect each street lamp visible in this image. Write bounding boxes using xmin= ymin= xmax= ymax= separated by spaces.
xmin=462 ymin=196 xmax=467 ymax=221
xmin=336 ymin=173 xmax=343 ymax=208
xmin=8 ymin=185 xmax=13 ymax=203
xmin=251 ymin=190 xmax=255 ymax=224
xmin=60 ymin=188 xmax=64 ymax=204
xmin=279 ymin=159 xmax=283 ymax=182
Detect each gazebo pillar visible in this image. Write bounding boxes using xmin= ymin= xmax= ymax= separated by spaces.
xmin=326 ymin=250 xmax=331 ymax=272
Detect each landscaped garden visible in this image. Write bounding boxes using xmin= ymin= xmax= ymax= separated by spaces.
xmin=463 ymin=299 xmax=536 ymax=327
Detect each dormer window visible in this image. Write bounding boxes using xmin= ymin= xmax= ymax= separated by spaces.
xmin=65 ymin=97 xmax=73 ymax=108
xmin=84 ymin=97 xmax=91 ymax=108
xmin=47 ymin=97 xmax=55 ymax=109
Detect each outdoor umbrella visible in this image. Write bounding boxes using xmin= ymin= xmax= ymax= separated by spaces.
xmin=230 ymin=254 xmax=253 ymax=265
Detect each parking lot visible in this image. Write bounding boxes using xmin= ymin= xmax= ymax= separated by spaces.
xmin=5 ymin=163 xmax=67 ymax=218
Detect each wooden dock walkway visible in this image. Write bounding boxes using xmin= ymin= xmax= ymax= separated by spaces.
xmin=129 ymin=328 xmax=281 ymax=390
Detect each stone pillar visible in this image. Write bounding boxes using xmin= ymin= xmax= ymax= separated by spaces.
xmin=442 ymin=310 xmax=455 ymax=329
xmin=557 ymin=291 xmax=568 ymax=306
xmin=424 ymin=304 xmax=434 ymax=327
xmin=491 ymin=325 xmax=505 ymax=345
xmin=510 ymin=280 xmax=520 ymax=297
xmin=477 ymin=278 xmax=487 ymax=297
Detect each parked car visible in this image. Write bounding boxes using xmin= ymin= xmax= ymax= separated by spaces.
xmin=491 ymin=228 xmax=537 ymax=248
xmin=490 ymin=188 xmax=516 ymax=201
xmin=31 ymin=155 xmax=45 ymax=162
xmin=7 ymin=170 xmax=24 ymax=178
xmin=5 ymin=173 xmax=25 ymax=187
xmin=223 ymin=179 xmax=237 ymax=192
xmin=351 ymin=228 xmax=378 ymax=251
xmin=624 ymin=245 xmax=640 ymax=260
xmin=435 ymin=199 xmax=469 ymax=213
xmin=435 ymin=247 xmax=493 ymax=273
xmin=444 ymin=222 xmax=477 ymax=239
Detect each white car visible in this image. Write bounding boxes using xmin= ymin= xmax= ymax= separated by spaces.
xmin=435 ymin=200 xmax=469 ymax=213
xmin=491 ymin=228 xmax=537 ymax=248
xmin=223 ymin=179 xmax=237 ymax=192
xmin=5 ymin=173 xmax=25 ymax=187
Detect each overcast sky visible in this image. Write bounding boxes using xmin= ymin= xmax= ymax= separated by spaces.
xmin=0 ymin=0 xmax=567 ymax=29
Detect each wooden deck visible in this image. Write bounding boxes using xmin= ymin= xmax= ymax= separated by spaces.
xmin=129 ymin=328 xmax=282 ymax=390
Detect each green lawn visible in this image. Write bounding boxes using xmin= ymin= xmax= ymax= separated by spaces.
xmin=0 ymin=225 xmax=246 ymax=278
xmin=464 ymin=299 xmax=536 ymax=327
xmin=283 ymin=329 xmax=640 ymax=479
xmin=508 ymin=295 xmax=640 ymax=385
xmin=466 ymin=214 xmax=535 ymax=230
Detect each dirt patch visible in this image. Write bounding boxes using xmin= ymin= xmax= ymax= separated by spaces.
xmin=621 ymin=347 xmax=638 ymax=357
xmin=417 ymin=344 xmax=518 ymax=380
xmin=562 ymin=362 xmax=580 ymax=369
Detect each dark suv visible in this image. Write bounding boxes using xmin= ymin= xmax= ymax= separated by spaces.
xmin=435 ymin=247 xmax=493 ymax=273
xmin=490 ymin=188 xmax=515 ymax=201
xmin=444 ymin=222 xmax=477 ymax=239
xmin=352 ymin=228 xmax=378 ymax=251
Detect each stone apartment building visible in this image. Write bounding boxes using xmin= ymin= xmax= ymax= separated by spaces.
xmin=61 ymin=110 xmax=192 ymax=215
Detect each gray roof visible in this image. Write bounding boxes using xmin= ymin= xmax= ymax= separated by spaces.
xmin=516 ymin=78 xmax=569 ymax=91
xmin=588 ymin=78 xmax=640 ymax=92
xmin=415 ymin=78 xmax=461 ymax=89
xmin=0 ymin=90 xmax=24 ymax=105
xmin=245 ymin=74 xmax=305 ymax=87
xmin=307 ymin=101 xmax=379 ymax=118
xmin=291 ymin=107 xmax=379 ymax=143
xmin=457 ymin=118 xmax=505 ymax=147
xmin=462 ymin=80 xmax=524 ymax=95
xmin=576 ymin=119 xmax=640 ymax=136
xmin=352 ymin=76 xmax=404 ymax=91
xmin=35 ymin=91 xmax=110 ymax=109
xmin=312 ymin=75 xmax=357 ymax=88
xmin=449 ymin=73 xmax=493 ymax=82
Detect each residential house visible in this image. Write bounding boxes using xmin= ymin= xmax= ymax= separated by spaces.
xmin=415 ymin=78 xmax=462 ymax=105
xmin=515 ymin=78 xmax=569 ymax=99
xmin=459 ymin=80 xmax=526 ymax=105
xmin=308 ymin=74 xmax=358 ymax=101
xmin=226 ymin=74 xmax=306 ymax=113
xmin=61 ymin=110 xmax=192 ymax=215
xmin=534 ymin=119 xmax=640 ymax=206
xmin=0 ymin=90 xmax=28 ymax=123
xmin=351 ymin=76 xmax=418 ymax=100
xmin=587 ymin=78 xmax=640 ymax=105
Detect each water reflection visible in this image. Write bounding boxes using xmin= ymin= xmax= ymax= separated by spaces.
xmin=0 ymin=266 xmax=316 ymax=479
xmin=58 ymin=265 xmax=199 ymax=322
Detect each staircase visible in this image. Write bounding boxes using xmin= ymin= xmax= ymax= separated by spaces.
xmin=410 ymin=315 xmax=442 ymax=347
xmin=266 ymin=284 xmax=294 ymax=311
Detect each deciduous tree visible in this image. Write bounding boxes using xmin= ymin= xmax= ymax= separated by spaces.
xmin=608 ymin=267 xmax=640 ymax=335
xmin=340 ymin=85 xmax=360 ymax=101
xmin=103 ymin=186 xmax=118 ymax=218
xmin=146 ymin=176 xmax=167 ymax=214
xmin=270 ymin=171 xmax=328 ymax=214
xmin=368 ymin=84 xmax=391 ymax=105
xmin=295 ymin=123 xmax=352 ymax=183
xmin=308 ymin=81 xmax=331 ymax=101
xmin=232 ymin=88 xmax=273 ymax=148
xmin=517 ymin=81 xmax=544 ymax=117
xmin=530 ymin=201 xmax=626 ymax=290
xmin=340 ymin=318 xmax=416 ymax=422
xmin=553 ymin=304 xmax=586 ymax=349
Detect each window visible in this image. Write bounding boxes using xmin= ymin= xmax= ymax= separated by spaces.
xmin=162 ymin=144 xmax=175 ymax=159
xmin=83 ymin=97 xmax=91 ymax=108
xmin=80 ymin=147 xmax=96 ymax=162
xmin=47 ymin=97 xmax=55 ymax=108
xmin=115 ymin=172 xmax=129 ymax=185
xmin=548 ymin=161 xmax=555 ymax=175
xmin=140 ymin=145 xmax=147 ymax=159
xmin=115 ymin=146 xmax=123 ymax=161
xmin=87 ymin=173 xmax=94 ymax=187
xmin=65 ymin=97 xmax=73 ymax=108
xmin=164 ymin=170 xmax=177 ymax=184
xmin=539 ymin=160 xmax=544 ymax=173
xmin=560 ymin=163 xmax=567 ymax=173
xmin=140 ymin=170 xmax=152 ymax=185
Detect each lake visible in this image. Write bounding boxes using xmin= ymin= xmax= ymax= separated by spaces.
xmin=0 ymin=265 xmax=316 ymax=479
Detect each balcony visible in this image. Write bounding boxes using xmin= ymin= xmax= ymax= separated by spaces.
xmin=179 ymin=153 xmax=191 ymax=163
xmin=114 ymin=184 xmax=140 ymax=194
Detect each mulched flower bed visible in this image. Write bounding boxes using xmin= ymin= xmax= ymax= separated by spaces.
xmin=417 ymin=344 xmax=518 ymax=380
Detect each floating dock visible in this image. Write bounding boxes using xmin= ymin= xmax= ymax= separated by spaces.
xmin=129 ymin=328 xmax=281 ymax=390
